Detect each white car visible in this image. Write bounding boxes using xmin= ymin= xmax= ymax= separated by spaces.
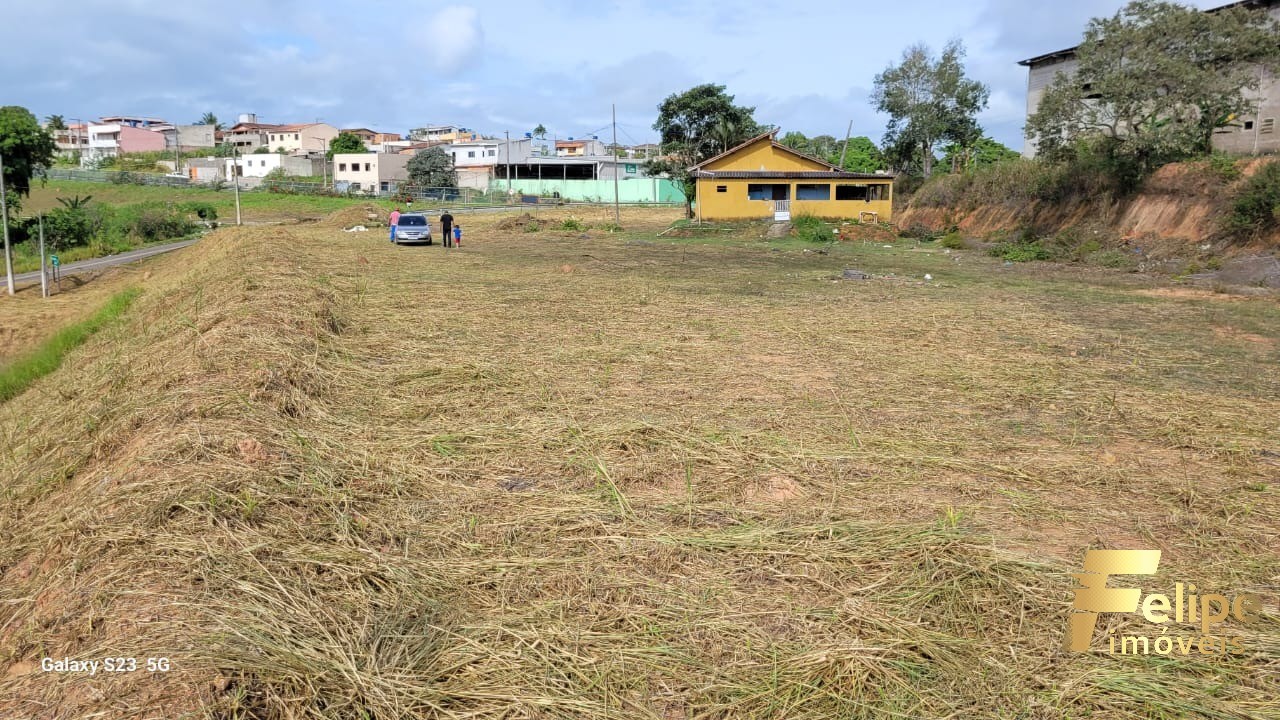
xmin=394 ymin=213 xmax=433 ymax=245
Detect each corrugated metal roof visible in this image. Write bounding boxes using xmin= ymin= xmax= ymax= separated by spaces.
xmin=694 ymin=170 xmax=890 ymax=180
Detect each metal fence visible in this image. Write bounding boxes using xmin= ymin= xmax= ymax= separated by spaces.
xmin=44 ymin=168 xmax=195 ymax=187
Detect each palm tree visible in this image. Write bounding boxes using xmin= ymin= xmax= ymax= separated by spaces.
xmin=56 ymin=195 xmax=92 ymax=210
xmin=532 ymin=124 xmax=547 ymax=139
xmin=46 ymin=114 xmax=67 ymax=131
xmin=200 ymin=112 xmax=222 ymax=130
xmin=709 ymin=117 xmax=742 ymax=153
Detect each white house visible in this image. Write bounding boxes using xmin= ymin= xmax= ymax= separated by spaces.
xmin=448 ymin=137 xmax=532 ymax=167
xmin=332 ymin=152 xmax=410 ymax=194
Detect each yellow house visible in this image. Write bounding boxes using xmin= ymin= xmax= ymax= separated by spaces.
xmin=692 ymin=131 xmax=893 ymax=222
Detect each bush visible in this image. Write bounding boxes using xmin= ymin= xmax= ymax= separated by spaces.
xmin=1223 ymin=160 xmax=1280 ymax=240
xmin=178 ymin=201 xmax=218 ymax=221
xmin=559 ymin=217 xmax=587 ymax=232
xmin=791 ymin=213 xmax=832 ymax=243
xmin=939 ymin=231 xmax=966 ymax=249
xmin=133 ymin=209 xmax=192 ymax=241
xmin=1207 ymin=152 xmax=1242 ymax=182
xmin=989 ymin=229 xmax=1052 ymax=262
xmin=43 ymin=207 xmax=96 ymax=248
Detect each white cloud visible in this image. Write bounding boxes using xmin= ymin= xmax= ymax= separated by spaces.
xmin=425 ymin=5 xmax=483 ymax=74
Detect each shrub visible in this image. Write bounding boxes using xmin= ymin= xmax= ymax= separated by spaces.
xmin=790 ymin=213 xmax=831 ymax=243
xmin=1207 ymin=152 xmax=1242 ymax=182
xmin=43 ymin=207 xmax=95 ymax=248
xmin=178 ymin=201 xmax=218 ymax=221
xmin=1223 ymin=160 xmax=1280 ymax=240
xmin=939 ymin=231 xmax=966 ymax=249
xmin=1088 ymin=249 xmax=1136 ymax=269
xmin=559 ymin=217 xmax=587 ymax=231
xmin=133 ymin=209 xmax=192 ymax=241
xmin=989 ymin=229 xmax=1052 ymax=262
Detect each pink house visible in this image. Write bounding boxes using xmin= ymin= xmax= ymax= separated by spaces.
xmin=87 ymin=118 xmax=170 ymax=161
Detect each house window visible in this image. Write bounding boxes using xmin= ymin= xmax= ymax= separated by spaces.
xmin=796 ymin=183 xmax=830 ymax=201
xmin=836 ymin=185 xmax=867 ymax=201
xmin=338 ymin=163 xmax=347 ymax=171
xmin=747 ymin=183 xmax=789 ymax=200
xmin=294 ymin=133 xmax=299 ymax=140
xmin=716 ymin=185 xmax=727 ymax=193
xmin=488 ymin=149 xmax=496 ymax=156
xmin=468 ymin=150 xmax=476 ymax=158
xmin=364 ymin=163 xmax=370 ymax=171
xmin=1263 ymin=118 xmax=1276 ymax=134
xmin=1244 ymin=120 xmax=1255 ymax=130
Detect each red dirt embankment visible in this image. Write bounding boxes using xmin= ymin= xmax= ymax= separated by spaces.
xmin=898 ymin=159 xmax=1279 ymax=252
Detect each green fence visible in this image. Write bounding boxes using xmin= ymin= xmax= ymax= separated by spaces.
xmin=489 ymin=178 xmax=687 ymax=203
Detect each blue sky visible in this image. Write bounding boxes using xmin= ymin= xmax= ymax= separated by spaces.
xmin=2 ymin=0 xmax=1220 ymax=151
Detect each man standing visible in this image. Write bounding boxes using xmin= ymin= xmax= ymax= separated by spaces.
xmin=389 ymin=207 xmax=401 ymax=243
xmin=440 ymin=210 xmax=454 ymax=248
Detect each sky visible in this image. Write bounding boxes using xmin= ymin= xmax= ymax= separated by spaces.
xmin=1 ymin=0 xmax=1223 ymax=152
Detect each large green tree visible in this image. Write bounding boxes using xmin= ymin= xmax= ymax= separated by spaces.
xmin=407 ymin=147 xmax=457 ymax=188
xmin=328 ymin=131 xmax=367 ymax=158
xmin=199 ymin=112 xmax=222 ymax=130
xmin=644 ymin=84 xmax=760 ymax=215
xmin=937 ymin=136 xmax=1019 ymax=175
xmin=872 ymin=41 xmax=989 ymax=177
xmin=1027 ymin=0 xmax=1280 ymax=183
xmin=778 ymin=131 xmax=885 ymax=173
xmin=0 ymin=106 xmax=57 ymax=211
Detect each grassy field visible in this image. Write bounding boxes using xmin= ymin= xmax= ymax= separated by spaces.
xmin=21 ymin=180 xmax=393 ymax=223
xmin=0 ymin=207 xmax=1277 ymax=718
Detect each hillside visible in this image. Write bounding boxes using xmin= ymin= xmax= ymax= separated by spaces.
xmin=2 ymin=208 xmax=1279 ymax=718
xmin=898 ymin=158 xmax=1280 ymax=266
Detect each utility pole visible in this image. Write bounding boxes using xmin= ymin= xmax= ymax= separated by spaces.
xmin=839 ymin=119 xmax=853 ymax=170
xmin=39 ymin=214 xmax=48 ymax=298
xmin=231 ymin=145 xmax=242 ymax=225
xmin=505 ymin=131 xmax=512 ymax=196
xmin=611 ymin=104 xmax=620 ymax=224
xmin=1 ymin=153 xmax=13 ymax=295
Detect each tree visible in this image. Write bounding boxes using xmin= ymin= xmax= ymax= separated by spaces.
xmin=0 ymin=106 xmax=57 ymax=211
xmin=1026 ymin=0 xmax=1280 ymax=183
xmin=328 ymin=131 xmax=366 ymax=158
xmin=872 ymin=41 xmax=989 ymax=176
xmin=407 ymin=147 xmax=457 ymax=188
xmin=46 ymin=115 xmax=67 ymax=131
xmin=838 ymin=137 xmax=886 ymax=173
xmin=199 ymin=112 xmax=222 ymax=130
xmin=56 ymin=194 xmax=92 ymax=210
xmin=532 ymin=124 xmax=547 ymax=139
xmin=937 ymin=136 xmax=1019 ymax=174
xmin=777 ymin=131 xmax=885 ymax=173
xmin=644 ymin=84 xmax=760 ymax=216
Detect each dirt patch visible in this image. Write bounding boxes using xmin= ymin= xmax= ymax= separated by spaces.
xmin=838 ymin=223 xmax=899 ymax=243
xmin=494 ymin=213 xmax=542 ymax=232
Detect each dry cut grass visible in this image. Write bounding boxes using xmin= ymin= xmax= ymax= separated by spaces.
xmin=1 ymin=206 xmax=1278 ymax=719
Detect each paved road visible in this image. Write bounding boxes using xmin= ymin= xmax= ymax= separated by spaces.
xmin=11 ymin=238 xmax=198 ymax=286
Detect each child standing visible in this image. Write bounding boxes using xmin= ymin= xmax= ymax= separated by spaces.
xmin=452 ymin=224 xmax=462 ymax=247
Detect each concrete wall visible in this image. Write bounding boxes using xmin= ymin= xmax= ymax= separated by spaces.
xmin=173 ymin=124 xmax=216 ymax=149
xmin=489 ymin=178 xmax=687 ymax=203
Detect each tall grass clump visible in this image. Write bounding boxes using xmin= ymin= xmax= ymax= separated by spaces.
xmin=0 ymin=287 xmax=141 ymax=402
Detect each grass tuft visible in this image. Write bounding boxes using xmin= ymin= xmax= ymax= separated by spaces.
xmin=0 ymin=286 xmax=141 ymax=402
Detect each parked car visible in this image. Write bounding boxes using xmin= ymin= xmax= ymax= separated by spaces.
xmin=394 ymin=213 xmax=432 ymax=245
